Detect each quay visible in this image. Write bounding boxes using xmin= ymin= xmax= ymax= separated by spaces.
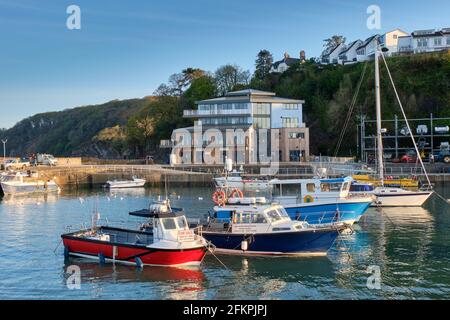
xmin=16 ymin=161 xmax=450 ymax=188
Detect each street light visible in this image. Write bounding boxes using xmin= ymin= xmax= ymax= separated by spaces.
xmin=1 ymin=138 xmax=7 ymax=166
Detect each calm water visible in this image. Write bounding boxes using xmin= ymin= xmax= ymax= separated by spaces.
xmin=0 ymin=185 xmax=450 ymax=300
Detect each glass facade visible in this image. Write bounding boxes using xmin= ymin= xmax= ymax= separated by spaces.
xmin=282 ymin=117 xmax=299 ymax=128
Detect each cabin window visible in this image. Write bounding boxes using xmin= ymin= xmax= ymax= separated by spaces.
xmin=276 ymin=208 xmax=290 ymax=218
xmin=272 ymin=184 xmax=282 ymax=197
xmin=176 ymin=216 xmax=188 ymax=230
xmin=266 ymin=210 xmax=282 ymax=222
xmin=281 ymin=184 xmax=301 ymax=196
xmin=306 ymin=183 xmax=315 ymax=192
xmin=342 ymin=182 xmax=350 ymax=192
xmin=162 ymin=218 xmax=177 ymax=230
xmin=320 ymin=183 xmax=342 ymax=192
xmin=234 ymin=212 xmax=266 ymax=224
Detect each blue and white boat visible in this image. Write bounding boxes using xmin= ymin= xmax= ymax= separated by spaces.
xmin=268 ymin=176 xmax=373 ymax=225
xmin=201 ymin=198 xmax=344 ymax=256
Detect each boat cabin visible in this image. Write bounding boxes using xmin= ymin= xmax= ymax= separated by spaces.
xmin=269 ymin=177 xmax=352 ymax=205
xmin=129 ymin=202 xmax=195 ymax=243
xmin=211 ymin=202 xmax=307 ymax=234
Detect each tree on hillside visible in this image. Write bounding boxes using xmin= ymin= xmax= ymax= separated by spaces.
xmin=214 ymin=64 xmax=250 ymax=96
xmin=323 ymin=35 xmax=346 ymax=52
xmin=255 ymin=50 xmax=273 ymax=80
xmin=154 ymin=68 xmax=206 ymax=97
xmin=183 ymin=75 xmax=216 ymax=109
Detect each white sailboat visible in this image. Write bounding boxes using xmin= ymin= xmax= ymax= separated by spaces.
xmin=371 ymin=38 xmax=433 ymax=207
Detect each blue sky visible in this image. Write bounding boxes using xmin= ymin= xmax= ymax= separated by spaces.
xmin=0 ymin=0 xmax=449 ymax=129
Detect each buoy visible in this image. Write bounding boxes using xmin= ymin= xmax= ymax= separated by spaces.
xmin=241 ymin=240 xmax=248 ymax=251
xmin=98 ymin=253 xmax=105 ymax=265
xmin=135 ymin=257 xmax=143 ymax=268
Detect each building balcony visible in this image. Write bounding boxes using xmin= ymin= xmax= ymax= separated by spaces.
xmin=183 ymin=109 xmax=251 ymax=118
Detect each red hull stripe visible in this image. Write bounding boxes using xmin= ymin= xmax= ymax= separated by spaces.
xmin=63 ymin=238 xmax=207 ymax=266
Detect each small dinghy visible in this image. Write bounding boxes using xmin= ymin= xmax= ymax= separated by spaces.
xmin=106 ymin=176 xmax=146 ymax=189
xmin=61 ymin=200 xmax=209 ymax=267
xmin=198 ymin=197 xmax=345 ymax=256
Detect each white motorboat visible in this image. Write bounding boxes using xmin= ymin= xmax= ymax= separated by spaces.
xmin=106 ymin=176 xmax=146 ymax=189
xmin=213 ymin=170 xmax=269 ymax=191
xmin=0 ymin=172 xmax=59 ymax=195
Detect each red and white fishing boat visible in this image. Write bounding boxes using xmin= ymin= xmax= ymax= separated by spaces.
xmin=61 ymin=201 xmax=209 ymax=267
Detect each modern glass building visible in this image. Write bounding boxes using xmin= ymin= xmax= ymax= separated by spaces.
xmin=170 ymin=89 xmax=309 ymax=164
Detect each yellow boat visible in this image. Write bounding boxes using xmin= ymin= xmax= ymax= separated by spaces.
xmin=352 ymin=174 xmax=419 ymax=188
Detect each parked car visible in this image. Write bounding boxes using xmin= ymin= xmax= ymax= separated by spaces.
xmin=36 ymin=153 xmax=58 ymax=166
xmin=401 ymin=150 xmax=418 ymax=163
xmin=2 ymin=158 xmax=31 ymax=170
xmin=436 ymin=150 xmax=450 ymax=163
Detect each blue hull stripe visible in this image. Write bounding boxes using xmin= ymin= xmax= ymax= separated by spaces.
xmin=284 ymin=202 xmax=371 ymax=225
xmin=203 ymin=230 xmax=339 ymax=254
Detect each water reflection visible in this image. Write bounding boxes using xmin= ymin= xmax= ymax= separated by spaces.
xmin=0 ymin=192 xmax=60 ymax=206
xmin=64 ymin=260 xmax=207 ymax=299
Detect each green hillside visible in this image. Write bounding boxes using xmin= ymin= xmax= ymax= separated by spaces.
xmin=3 ymin=51 xmax=449 ymax=159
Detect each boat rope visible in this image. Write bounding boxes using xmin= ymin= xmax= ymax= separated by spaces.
xmin=53 ymin=238 xmax=63 ymax=255
xmin=333 ymin=61 xmax=369 ymax=157
xmin=379 ymin=51 xmax=432 ymax=190
xmin=205 ymin=241 xmax=229 ymax=270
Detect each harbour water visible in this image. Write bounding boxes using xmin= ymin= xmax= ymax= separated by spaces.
xmin=0 ymin=185 xmax=449 ymax=300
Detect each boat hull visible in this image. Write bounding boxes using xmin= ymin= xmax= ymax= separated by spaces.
xmin=107 ymin=180 xmax=146 ymax=189
xmin=374 ymin=191 xmax=433 ymax=207
xmin=202 ymin=229 xmax=339 ymax=256
xmin=1 ymin=181 xmax=59 ymax=195
xmin=62 ymin=236 xmax=207 ymax=267
xmin=282 ymin=201 xmax=372 ymax=225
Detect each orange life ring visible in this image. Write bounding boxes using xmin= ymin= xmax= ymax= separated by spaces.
xmin=212 ymin=190 xmax=227 ymax=206
xmin=230 ymin=188 xmax=244 ymax=199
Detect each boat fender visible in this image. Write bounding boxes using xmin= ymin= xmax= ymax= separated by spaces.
xmin=64 ymin=246 xmax=70 ymax=259
xmin=241 ymin=240 xmax=248 ymax=251
xmin=135 ymin=257 xmax=143 ymax=268
xmin=98 ymin=253 xmax=105 ymax=265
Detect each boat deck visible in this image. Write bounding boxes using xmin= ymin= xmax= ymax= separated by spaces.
xmin=68 ymin=226 xmax=154 ymax=246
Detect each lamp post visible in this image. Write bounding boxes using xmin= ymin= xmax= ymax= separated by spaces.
xmin=1 ymin=138 xmax=7 ymax=167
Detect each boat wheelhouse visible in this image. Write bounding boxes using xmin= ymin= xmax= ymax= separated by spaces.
xmin=201 ymin=199 xmax=343 ymax=256
xmin=62 ymin=201 xmax=208 ymax=267
xmin=268 ymin=176 xmax=372 ymax=225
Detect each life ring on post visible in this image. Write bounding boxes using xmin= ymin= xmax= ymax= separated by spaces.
xmin=230 ymin=188 xmax=244 ymax=199
xmin=212 ymin=190 xmax=227 ymax=206
xmin=303 ymin=195 xmax=314 ymax=203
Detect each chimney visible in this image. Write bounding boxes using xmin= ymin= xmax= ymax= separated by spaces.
xmin=300 ymin=50 xmax=306 ymax=61
xmin=284 ymin=52 xmax=290 ymax=60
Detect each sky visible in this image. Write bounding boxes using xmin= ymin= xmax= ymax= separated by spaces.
xmin=0 ymin=0 xmax=449 ymax=129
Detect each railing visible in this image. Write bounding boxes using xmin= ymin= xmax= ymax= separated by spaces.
xmin=183 ymin=109 xmax=251 ymax=117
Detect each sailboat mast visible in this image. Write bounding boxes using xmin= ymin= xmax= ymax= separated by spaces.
xmin=374 ymin=38 xmax=384 ymax=184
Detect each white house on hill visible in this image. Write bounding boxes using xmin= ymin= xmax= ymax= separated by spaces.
xmin=338 ymin=40 xmax=363 ymax=65
xmin=379 ymin=29 xmax=409 ymax=55
xmin=320 ymin=42 xmax=346 ymax=64
xmin=356 ymin=35 xmax=378 ymax=62
xmin=270 ymin=51 xmax=306 ymax=73
xmin=398 ymin=28 xmax=450 ymax=54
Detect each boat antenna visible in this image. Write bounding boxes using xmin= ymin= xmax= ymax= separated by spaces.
xmin=164 ymin=173 xmax=172 ymax=211
xmin=374 ymin=37 xmax=385 ymax=186
xmin=379 ymin=49 xmax=432 ymax=190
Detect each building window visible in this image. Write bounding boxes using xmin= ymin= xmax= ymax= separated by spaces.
xmin=253 ymin=117 xmax=270 ymax=129
xmin=417 ymin=38 xmax=428 ymax=47
xmin=447 ymin=37 xmax=450 ymax=45
xmin=289 ymin=132 xmax=304 ymax=139
xmin=282 ymin=117 xmax=299 ymax=128
xmin=393 ymin=34 xmax=398 ymax=39
xmin=283 ymin=104 xmax=299 ymax=110
xmin=218 ymin=103 xmax=232 ymax=111
xmin=434 ymin=38 xmax=442 ymax=46
xmin=234 ymin=103 xmax=248 ymax=110
xmin=253 ymin=103 xmax=270 ymax=115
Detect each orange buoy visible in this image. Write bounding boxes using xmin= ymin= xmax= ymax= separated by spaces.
xmin=212 ymin=190 xmax=227 ymax=206
xmin=230 ymin=188 xmax=244 ymax=199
